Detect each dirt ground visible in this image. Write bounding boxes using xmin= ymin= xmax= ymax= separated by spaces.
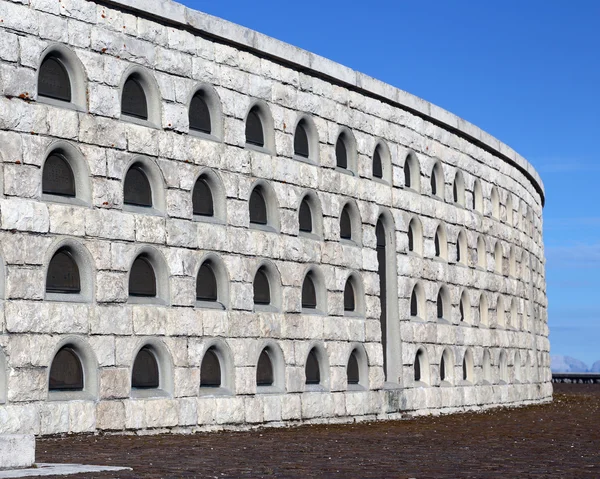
xmin=36 ymin=383 xmax=600 ymax=478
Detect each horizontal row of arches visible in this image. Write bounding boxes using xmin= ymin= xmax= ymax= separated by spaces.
xmin=1 ymin=338 xmax=371 ymax=402
xmin=409 ymin=217 xmax=525 ymax=276
xmin=35 ymin=44 xmax=537 ymax=236
xmin=414 ymin=347 xmax=532 ymax=386
xmin=410 ymin=283 xmax=524 ymax=330
xmin=40 ymin=143 xmax=535 ymax=276
xmin=34 ymin=239 xmax=367 ymax=314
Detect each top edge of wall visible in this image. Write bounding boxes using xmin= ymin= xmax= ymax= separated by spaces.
xmin=98 ymin=0 xmax=545 ymax=205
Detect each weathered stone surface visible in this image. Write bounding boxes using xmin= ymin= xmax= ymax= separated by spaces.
xmin=0 ymin=0 xmax=549 ymax=439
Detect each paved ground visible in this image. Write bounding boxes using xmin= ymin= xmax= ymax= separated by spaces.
xmin=36 ymin=384 xmax=600 ymax=478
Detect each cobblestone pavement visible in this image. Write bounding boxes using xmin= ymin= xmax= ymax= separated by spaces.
xmin=36 ymin=384 xmax=600 ymax=478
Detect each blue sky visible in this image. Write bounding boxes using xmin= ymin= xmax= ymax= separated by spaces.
xmin=182 ymin=0 xmax=600 ymax=365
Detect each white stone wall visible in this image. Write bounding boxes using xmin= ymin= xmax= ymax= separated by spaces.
xmin=0 ymin=0 xmax=550 ymax=436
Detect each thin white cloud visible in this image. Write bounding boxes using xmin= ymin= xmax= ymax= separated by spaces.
xmin=546 ymin=242 xmax=600 ymax=268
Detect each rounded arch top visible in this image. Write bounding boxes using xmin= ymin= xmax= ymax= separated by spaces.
xmin=37 ymin=43 xmax=88 ymax=111
xmin=119 ymin=65 xmax=162 ymax=127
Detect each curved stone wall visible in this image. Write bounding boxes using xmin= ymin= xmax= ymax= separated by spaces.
xmin=0 ymin=0 xmax=550 ymax=436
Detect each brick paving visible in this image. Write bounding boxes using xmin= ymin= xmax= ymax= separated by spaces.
xmin=36 ymin=384 xmax=600 ymax=478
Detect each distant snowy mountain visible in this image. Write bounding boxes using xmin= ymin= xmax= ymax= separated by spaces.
xmin=551 ymin=355 xmax=590 ymax=373
xmin=590 ymin=361 xmax=600 ymax=373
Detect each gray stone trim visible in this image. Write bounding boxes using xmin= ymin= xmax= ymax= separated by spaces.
xmin=187 ymin=82 xmax=223 ymax=141
xmin=127 ymin=246 xmax=170 ymax=306
xmin=196 ymin=252 xmax=229 ymax=310
xmin=118 ymin=65 xmax=162 ymax=128
xmin=198 ymin=338 xmax=235 ymax=396
xmin=44 ymin=238 xmax=95 ymax=304
xmin=346 ymin=343 xmax=369 ymax=391
xmin=47 ymin=336 xmax=98 ymax=401
xmin=292 ymin=114 xmax=320 ymax=165
xmin=129 ymin=338 xmax=174 ymax=398
xmin=255 ymin=340 xmax=285 ymax=394
xmin=41 ymin=141 xmax=92 ymax=206
xmin=122 ymin=156 xmax=167 ymax=214
xmin=36 ymin=44 xmax=88 ymax=112
xmin=302 ymin=341 xmax=330 ymax=392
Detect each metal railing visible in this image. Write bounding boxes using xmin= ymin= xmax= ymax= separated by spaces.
xmin=552 ymin=373 xmax=600 ymax=384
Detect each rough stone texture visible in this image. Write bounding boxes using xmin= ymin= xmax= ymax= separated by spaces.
xmin=0 ymin=435 xmax=35 ymax=470
xmin=0 ymin=0 xmax=550 ymax=437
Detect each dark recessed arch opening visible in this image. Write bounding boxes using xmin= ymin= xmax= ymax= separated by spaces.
xmin=253 ymin=268 xmax=271 ymax=306
xmin=256 ymin=348 xmax=274 ymax=387
xmin=189 ymin=92 xmax=212 ymax=134
xmin=49 ymin=347 xmax=83 ymax=391
xmin=129 ymin=256 xmax=157 ymax=298
xmin=132 ymin=347 xmax=159 ymax=389
xmin=197 ymin=262 xmax=218 ymax=302
xmin=200 ymin=348 xmax=221 ymax=388
xmin=124 ymin=164 xmax=153 ymax=208
xmin=46 ymin=249 xmax=81 ymax=294
xmin=43 ymin=153 xmax=76 ymax=197
xmin=347 ymin=350 xmax=360 ymax=385
xmin=305 ymin=349 xmax=320 ymax=385
xmin=39 ymin=56 xmax=71 ymax=102
xmin=122 ymin=77 xmax=148 ymax=120
xmin=249 ymin=188 xmax=268 ymax=225
xmin=344 ymin=279 xmax=355 ymax=312
xmin=246 ymin=108 xmax=264 ymax=147
xmin=302 ymin=274 xmax=317 ymax=310
xmin=294 ymin=121 xmax=310 ymax=158
xmin=299 ymin=199 xmax=313 ymax=233
xmin=192 ymin=177 xmax=214 ymax=217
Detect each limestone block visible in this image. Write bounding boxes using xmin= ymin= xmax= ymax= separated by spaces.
xmin=124 ymin=399 xmax=146 ymax=430
xmin=96 ymin=271 xmax=128 ymax=303
xmin=197 ymin=397 xmax=217 ymax=425
xmin=228 ymin=282 xmax=252 ymax=311
xmin=166 ymin=307 xmax=202 ymax=336
xmin=0 ymin=404 xmax=40 ymax=435
xmin=6 ymin=267 xmax=44 ymax=300
xmin=126 ymin=123 xmax=159 ymax=156
xmin=0 ymin=29 xmax=19 ymax=63
xmin=89 ymin=336 xmax=116 ymax=367
xmin=244 ymin=396 xmax=264 ymax=424
xmin=96 ymin=400 xmax=126 ymax=431
xmin=301 ymin=392 xmax=333 ymax=419
xmin=135 ymin=215 xmax=166 ymax=244
xmin=7 ymin=335 xmax=55 ymax=368
xmin=177 ymin=397 xmax=198 ymax=426
xmin=215 ymin=396 xmax=245 ymax=424
xmin=200 ymin=309 xmax=228 ymax=337
xmin=0 ymin=435 xmax=35 ymax=470
xmin=79 ymin=115 xmax=127 ymax=150
xmin=346 ymin=390 xmax=370 ymax=416
xmin=90 ymin=305 xmax=133 ymax=335
xmin=0 ymin=64 xmax=37 ymax=99
xmin=261 ymin=395 xmax=282 ymax=423
xmin=329 ymin=366 xmax=347 ymax=392
xmin=100 ymin=368 xmax=130 ymax=399
xmin=69 ymin=400 xmax=96 ymax=433
xmin=132 ymin=306 xmax=168 ymax=336
xmin=167 ymin=219 xmax=198 ymax=248
xmin=1 ymin=233 xmax=52 ymax=266
xmin=48 ymin=204 xmax=86 ymax=236
xmin=234 ymin=367 xmax=255 ymax=395
xmin=68 ymin=18 xmax=92 ymax=48
xmin=2 ymin=198 xmax=49 ymax=233
xmin=47 ymin=107 xmax=79 ymax=139
xmin=42 ymin=403 xmax=72 ymax=436
xmin=166 ymin=189 xmax=192 ymax=219
xmin=85 ymin=209 xmax=135 ymax=241
xmin=162 ymin=337 xmax=188 ymax=367
xmin=174 ymin=367 xmax=200 ymax=398
xmin=89 ymin=83 xmax=120 ymax=118
xmin=91 ymin=28 xmax=155 ymax=67
xmin=145 ymin=399 xmax=179 ymax=428
xmin=285 ymin=366 xmax=304 ymax=393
